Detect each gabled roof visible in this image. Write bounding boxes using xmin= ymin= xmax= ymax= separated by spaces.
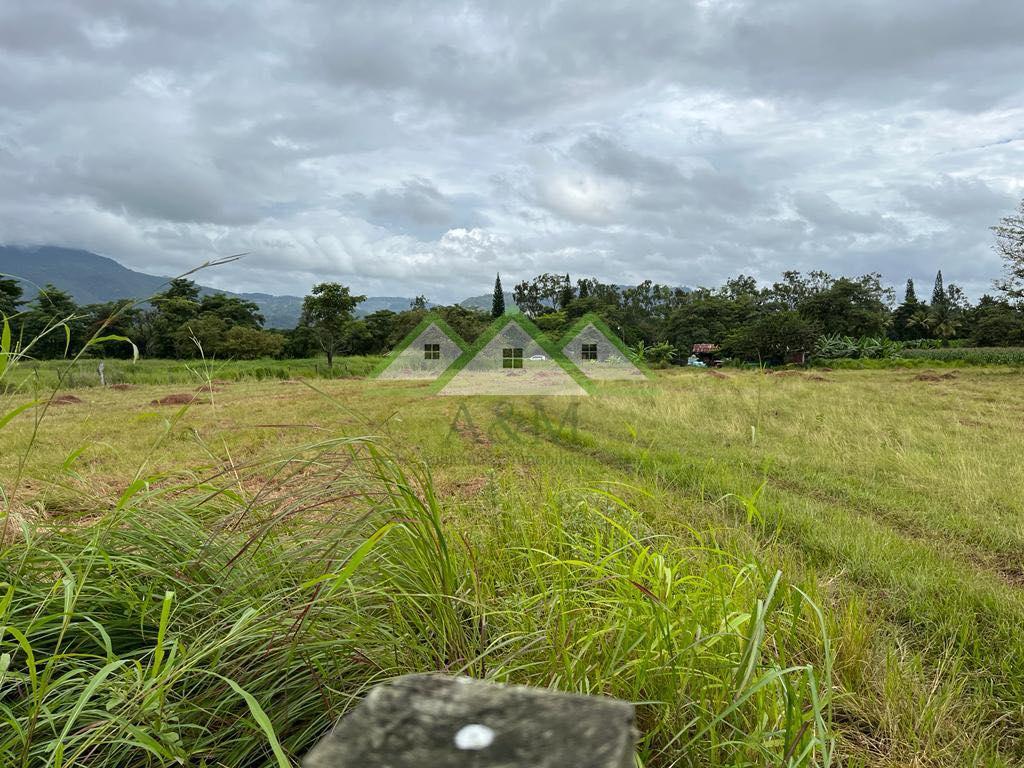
xmin=432 ymin=313 xmax=593 ymax=395
xmin=370 ymin=312 xmax=469 ymax=379
xmin=557 ymin=312 xmax=653 ymax=379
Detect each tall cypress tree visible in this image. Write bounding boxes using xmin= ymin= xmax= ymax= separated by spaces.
xmin=558 ymin=273 xmax=574 ymax=309
xmin=931 ymin=271 xmax=946 ymax=308
xmin=904 ymin=278 xmax=918 ymax=305
xmin=491 ymin=273 xmax=505 ymax=318
xmin=893 ymin=277 xmax=924 ymax=341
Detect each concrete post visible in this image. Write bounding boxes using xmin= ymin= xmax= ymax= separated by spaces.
xmin=304 ymin=674 xmax=637 ymax=767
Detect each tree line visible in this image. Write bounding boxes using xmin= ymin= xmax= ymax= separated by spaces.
xmin=2 ymin=198 xmax=1023 ymax=364
xmin=0 ymin=275 xmax=493 ymax=365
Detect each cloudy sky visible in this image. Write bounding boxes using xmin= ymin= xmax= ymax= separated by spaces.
xmin=1 ymin=0 xmax=1022 ymax=301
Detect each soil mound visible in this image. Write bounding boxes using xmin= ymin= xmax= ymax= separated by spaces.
xmin=151 ymin=393 xmax=206 ymax=406
xmin=914 ymin=371 xmax=957 ymax=382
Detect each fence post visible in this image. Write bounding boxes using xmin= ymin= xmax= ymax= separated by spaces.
xmin=304 ymin=674 xmax=637 ymax=767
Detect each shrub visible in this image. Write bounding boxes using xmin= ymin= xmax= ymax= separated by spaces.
xmin=643 ymin=340 xmax=678 ymax=367
xmin=814 ymin=334 xmax=902 ymax=360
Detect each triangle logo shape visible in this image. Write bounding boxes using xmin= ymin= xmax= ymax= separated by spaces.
xmin=372 ymin=313 xmax=468 ymax=380
xmin=558 ymin=313 xmax=650 ymax=380
xmin=435 ymin=314 xmax=591 ymax=396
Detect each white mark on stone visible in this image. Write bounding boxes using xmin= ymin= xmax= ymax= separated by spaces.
xmin=454 ymin=724 xmax=494 ymax=750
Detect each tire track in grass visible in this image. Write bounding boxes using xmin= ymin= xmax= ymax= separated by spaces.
xmin=508 ymin=401 xmax=1024 ymax=759
xmin=766 ymin=473 xmax=1024 ymax=590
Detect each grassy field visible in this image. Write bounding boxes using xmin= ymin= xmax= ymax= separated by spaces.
xmin=0 ymin=356 xmax=383 ymax=391
xmin=2 ymin=363 xmax=1023 ymax=766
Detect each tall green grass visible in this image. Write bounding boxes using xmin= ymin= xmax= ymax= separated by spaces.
xmin=0 ymin=436 xmax=834 ymax=767
xmin=0 ymin=356 xmax=383 ymax=392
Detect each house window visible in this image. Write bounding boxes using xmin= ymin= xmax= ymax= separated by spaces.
xmin=581 ymin=343 xmax=598 ymax=361
xmin=423 ymin=343 xmax=440 ymax=360
xmin=502 ymin=347 xmax=523 ymax=369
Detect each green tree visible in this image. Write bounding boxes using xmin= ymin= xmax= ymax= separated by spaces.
xmin=564 ymin=295 xmax=612 ymax=322
xmin=173 ymin=313 xmax=230 ymax=358
xmin=892 ymin=278 xmax=924 ymax=340
xmin=931 ymin=270 xmax=947 ymax=311
xmin=663 ymin=289 xmax=735 ymax=354
xmin=966 ymin=296 xmax=1024 ymax=346
xmin=765 ymin=270 xmax=833 ymax=310
xmin=283 ymin=324 xmax=319 ymax=358
xmin=575 ymin=278 xmax=620 ymax=306
xmin=620 ymin=280 xmax=676 ymax=343
xmin=926 ymin=272 xmax=965 ymax=344
xmin=435 ymin=305 xmax=490 ymax=343
xmin=926 ymin=308 xmax=960 ymax=344
xmin=721 ymin=274 xmax=761 ymax=301
xmin=340 ymin=319 xmax=376 ymax=355
xmin=81 ymin=300 xmax=141 ymax=358
xmin=145 ymin=279 xmax=202 ymax=358
xmin=162 ymin=278 xmax=201 ymax=303
xmin=363 ymin=310 xmax=399 ymax=353
xmin=534 ymin=311 xmax=567 ymax=335
xmin=141 ymin=280 xmax=270 ymax=359
xmin=219 ymin=326 xmax=286 ymax=359
xmin=558 ymin=273 xmax=574 ymax=309
xmin=906 ymin=307 xmax=932 ymax=339
xmin=724 ymin=311 xmax=816 ymax=364
xmin=643 ymin=341 xmax=677 ymax=367
xmin=491 ymin=274 xmax=505 ymax=318
xmin=512 ymin=279 xmax=544 ymax=317
xmin=993 ymin=199 xmax=1024 ymax=301
xmin=20 ymin=285 xmax=82 ymax=359
xmin=513 ymin=273 xmax=572 ymax=317
xmin=300 ymin=283 xmax=366 ymax=368
xmin=945 ymin=282 xmax=970 ymax=312
xmin=197 ymin=293 xmax=264 ymax=327
xmin=904 ymin=278 xmax=918 ymax=304
xmin=798 ymin=275 xmax=892 ymax=337
xmin=410 ymin=295 xmax=428 ymax=310
xmin=0 ymin=277 xmax=22 ymax=317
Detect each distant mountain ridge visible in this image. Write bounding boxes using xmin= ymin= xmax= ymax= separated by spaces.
xmin=459 ymin=292 xmax=518 ymax=312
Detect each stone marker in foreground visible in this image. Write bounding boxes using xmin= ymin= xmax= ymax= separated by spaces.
xmin=304 ymin=673 xmax=637 ymax=767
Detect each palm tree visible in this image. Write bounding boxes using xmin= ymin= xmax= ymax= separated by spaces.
xmin=926 ymin=304 xmax=960 ymax=345
xmin=906 ymin=308 xmax=932 ymax=339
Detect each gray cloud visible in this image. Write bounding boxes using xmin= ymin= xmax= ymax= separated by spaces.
xmin=0 ymin=0 xmax=1022 ymax=302
xmin=346 ymin=178 xmax=489 ymax=239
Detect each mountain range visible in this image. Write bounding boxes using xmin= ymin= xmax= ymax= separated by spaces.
xmin=0 ymin=246 xmax=515 ymax=328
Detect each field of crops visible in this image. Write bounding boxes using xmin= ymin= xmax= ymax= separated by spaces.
xmin=899 ymin=346 xmax=1024 ymax=365
xmin=2 ymin=364 xmax=1024 ymax=766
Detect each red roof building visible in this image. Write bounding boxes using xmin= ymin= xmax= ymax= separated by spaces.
xmin=692 ymin=343 xmax=720 ymax=354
